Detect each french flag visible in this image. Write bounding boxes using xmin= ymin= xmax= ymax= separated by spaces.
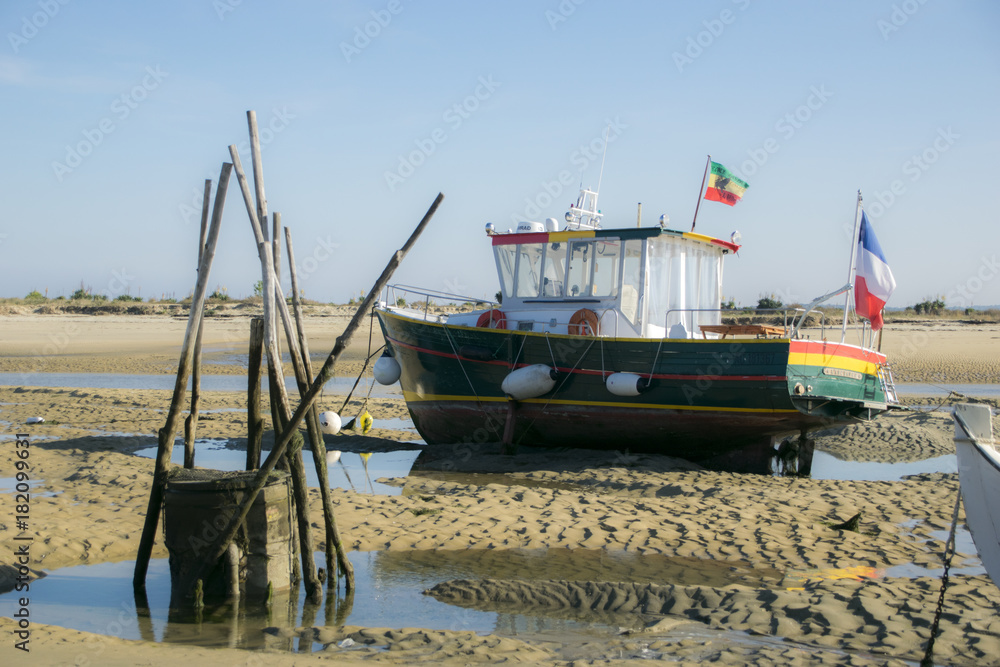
xmin=854 ymin=211 xmax=896 ymax=331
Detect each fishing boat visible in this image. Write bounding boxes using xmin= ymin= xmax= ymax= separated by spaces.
xmin=953 ymin=403 xmax=1000 ymax=585
xmin=373 ymin=186 xmax=900 ymax=474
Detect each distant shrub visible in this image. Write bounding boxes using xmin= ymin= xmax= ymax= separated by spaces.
xmin=913 ymin=297 xmax=945 ymax=315
xmin=71 ymin=288 xmax=89 ymax=300
xmin=24 ymin=290 xmax=46 ymax=302
xmin=756 ymin=294 xmax=783 ymax=311
xmin=114 ymin=294 xmax=142 ymax=302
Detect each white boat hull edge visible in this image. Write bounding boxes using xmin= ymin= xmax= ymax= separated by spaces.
xmin=954 ymin=403 xmax=1000 ymax=587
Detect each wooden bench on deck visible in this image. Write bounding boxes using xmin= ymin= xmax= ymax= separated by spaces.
xmin=699 ymin=324 xmax=786 ymax=339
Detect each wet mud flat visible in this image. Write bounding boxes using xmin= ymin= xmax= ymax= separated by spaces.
xmin=2 ymin=381 xmax=1000 ymax=665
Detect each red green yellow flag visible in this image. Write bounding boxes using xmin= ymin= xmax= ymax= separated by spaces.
xmin=704 ymin=161 xmax=749 ymax=206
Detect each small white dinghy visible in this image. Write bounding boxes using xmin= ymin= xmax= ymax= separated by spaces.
xmin=954 ymin=403 xmax=1000 ymax=586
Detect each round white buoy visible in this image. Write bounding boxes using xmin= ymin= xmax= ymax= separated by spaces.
xmin=319 ymin=411 xmax=342 ymax=435
xmin=373 ymin=351 xmax=401 ymax=385
xmin=501 ymin=364 xmax=557 ymax=400
xmin=606 ymin=373 xmax=648 ymax=397
xmin=326 ymin=450 xmax=342 ymax=465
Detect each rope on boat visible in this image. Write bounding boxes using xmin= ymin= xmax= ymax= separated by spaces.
xmin=441 ymin=323 xmax=504 ymax=439
xmin=338 ymin=311 xmax=384 ymax=415
xmin=513 ymin=337 xmax=597 ymax=447
xmin=647 ymin=337 xmax=665 ymax=382
xmin=511 ymin=332 xmax=529 ymax=370
xmin=544 ymin=332 xmax=557 ymax=370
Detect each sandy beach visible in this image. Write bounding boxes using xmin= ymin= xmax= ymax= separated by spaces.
xmin=1 ymin=314 xmax=999 ymax=665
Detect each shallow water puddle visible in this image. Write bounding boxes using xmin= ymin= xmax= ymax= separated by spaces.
xmin=811 ymin=450 xmax=957 ymax=481
xmin=2 ymin=548 xmax=781 ymax=651
xmin=133 ymin=440 xmax=423 ymax=495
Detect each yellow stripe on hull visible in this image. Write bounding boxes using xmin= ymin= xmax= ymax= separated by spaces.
xmin=787 ymin=352 xmax=878 ymax=376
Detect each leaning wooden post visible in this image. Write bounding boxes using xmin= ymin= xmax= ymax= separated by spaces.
xmin=247 ymin=317 xmax=265 ymax=470
xmin=273 ymin=212 xmax=282 ymax=291
xmin=134 ymin=163 xmax=232 ymax=591
xmin=286 ymin=225 xmax=353 ymax=588
xmin=184 ymin=178 xmax=213 ymax=468
xmin=182 ymin=192 xmax=444 ymax=596
xmin=233 ymin=132 xmax=322 ymax=600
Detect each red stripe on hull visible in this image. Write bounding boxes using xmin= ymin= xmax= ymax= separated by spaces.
xmin=387 ymin=335 xmax=786 ymax=383
xmin=789 ymin=339 xmax=886 ymax=364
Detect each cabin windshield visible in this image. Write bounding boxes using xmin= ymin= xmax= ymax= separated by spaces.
xmin=496 ymin=238 xmax=624 ymax=301
xmin=566 ymin=238 xmax=620 ymax=298
xmin=645 ymin=237 xmax=723 ymax=336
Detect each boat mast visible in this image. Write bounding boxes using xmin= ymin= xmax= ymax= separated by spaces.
xmin=691 ymin=154 xmax=711 ymax=232
xmin=840 ymin=191 xmax=864 ymax=343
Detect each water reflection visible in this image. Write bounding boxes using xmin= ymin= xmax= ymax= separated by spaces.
xmin=810 ymin=450 xmax=957 ymax=481
xmin=8 ymin=548 xmax=787 ymax=651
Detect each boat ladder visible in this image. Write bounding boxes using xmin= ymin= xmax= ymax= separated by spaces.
xmin=877 ymin=363 xmax=899 ymax=403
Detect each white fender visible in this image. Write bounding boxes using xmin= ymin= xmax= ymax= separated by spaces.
xmin=501 ymin=364 xmax=558 ymax=400
xmin=373 ymin=352 xmax=402 ymax=385
xmin=606 ymin=373 xmax=648 ymax=397
xmin=318 ymin=411 xmax=342 ymax=435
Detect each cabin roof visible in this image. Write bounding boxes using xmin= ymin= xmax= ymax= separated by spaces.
xmin=490 ymin=226 xmax=740 ymax=253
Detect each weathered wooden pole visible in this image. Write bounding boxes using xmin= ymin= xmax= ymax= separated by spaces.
xmin=181 ymin=192 xmax=444 ymax=596
xmin=285 ymin=225 xmax=353 ymax=588
xmin=273 ymin=212 xmax=282 ymax=290
xmin=247 ymin=317 xmax=265 ymax=470
xmin=234 ymin=127 xmax=322 ymax=599
xmin=184 ymin=178 xmax=213 ymax=469
xmin=134 ymin=162 xmax=232 ymax=591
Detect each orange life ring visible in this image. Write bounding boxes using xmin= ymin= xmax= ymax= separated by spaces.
xmin=568 ymin=308 xmax=599 ymax=336
xmin=476 ymin=309 xmax=507 ymax=329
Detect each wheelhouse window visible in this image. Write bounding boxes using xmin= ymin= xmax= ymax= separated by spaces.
xmin=541 ymin=242 xmax=567 ymax=297
xmin=512 ymin=243 xmax=544 ymax=298
xmin=566 ymin=238 xmax=621 ymax=298
xmin=495 ymin=244 xmax=516 ymax=299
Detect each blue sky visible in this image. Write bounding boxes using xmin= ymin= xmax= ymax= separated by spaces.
xmin=2 ymin=1 xmax=998 ymax=308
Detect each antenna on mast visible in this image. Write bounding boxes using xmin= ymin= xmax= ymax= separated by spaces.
xmin=596 ymin=124 xmax=610 ymax=195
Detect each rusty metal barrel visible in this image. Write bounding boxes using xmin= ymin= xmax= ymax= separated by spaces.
xmin=163 ymin=468 xmax=294 ymax=602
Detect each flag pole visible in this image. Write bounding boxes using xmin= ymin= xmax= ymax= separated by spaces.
xmin=840 ymin=190 xmax=864 ymax=343
xmin=691 ymin=154 xmax=711 ymax=232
